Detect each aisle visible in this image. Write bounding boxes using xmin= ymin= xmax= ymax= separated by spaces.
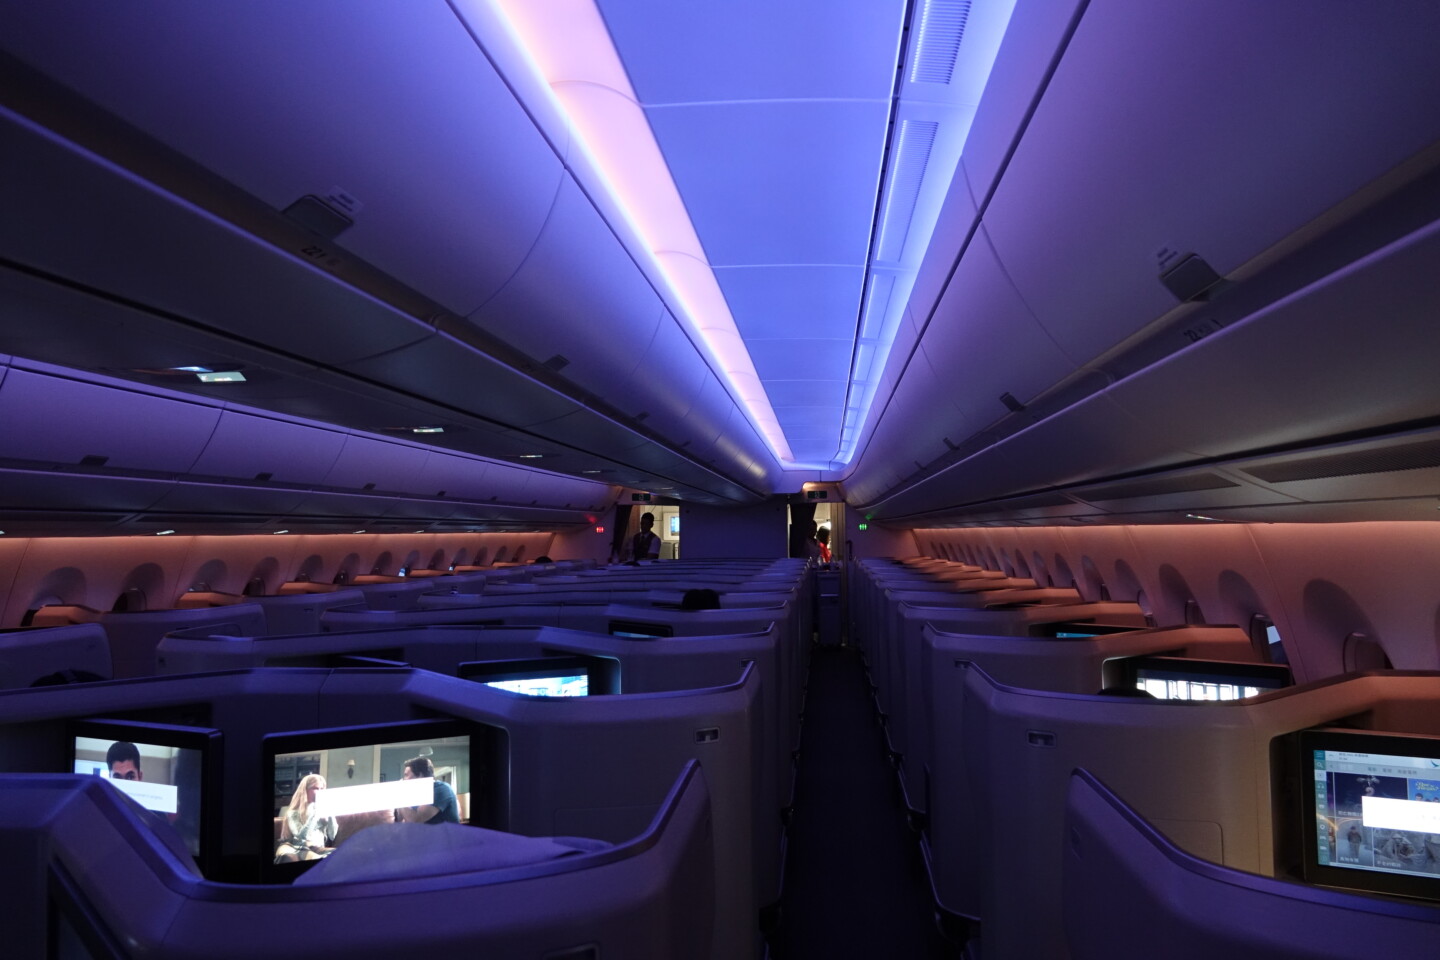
xmin=771 ymin=644 xmax=956 ymax=959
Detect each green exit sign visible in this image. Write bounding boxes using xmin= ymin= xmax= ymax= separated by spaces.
xmin=805 ymin=490 xmax=828 ymax=500
xmin=631 ymin=493 xmax=652 ymax=503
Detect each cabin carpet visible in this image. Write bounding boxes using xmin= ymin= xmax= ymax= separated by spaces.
xmin=770 ymin=643 xmax=956 ymax=959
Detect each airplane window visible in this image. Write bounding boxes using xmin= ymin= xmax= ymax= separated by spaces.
xmin=1183 ymin=599 xmax=1204 ymax=624
xmin=1250 ymin=615 xmax=1286 ymax=664
xmin=1343 ymin=632 xmax=1391 ymax=672
xmin=112 ymin=587 xmax=147 ymax=613
xmin=243 ymin=577 xmax=267 ymax=597
xmin=1137 ymin=591 xmax=1158 ymax=628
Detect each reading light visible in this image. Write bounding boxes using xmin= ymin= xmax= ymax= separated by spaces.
xmin=170 ymin=366 xmax=212 ymax=373
xmin=273 ymin=529 xmax=289 ymax=534
xmin=1185 ymin=514 xmax=1226 ymax=523
xmin=581 ymin=469 xmax=603 ymax=474
xmin=156 ymin=529 xmax=176 ymax=536
xmin=518 ymin=453 xmax=545 ymax=459
xmin=196 ymin=370 xmax=246 ymax=383
xmin=411 ymin=426 xmax=445 ymax=434
xmin=354 ymin=529 xmax=367 ymax=534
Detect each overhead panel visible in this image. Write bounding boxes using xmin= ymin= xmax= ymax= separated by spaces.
xmin=915 ymin=225 xmax=1078 ymax=427
xmin=0 ymin=2 xmax=563 ymax=316
xmin=468 ymin=175 xmax=663 ymax=400
xmin=957 ymin=0 xmax=1085 ymax=204
xmin=630 ymin=319 xmax=710 ymax=440
xmin=982 ymin=0 xmax=1440 ymax=365
xmin=0 ymin=105 xmax=433 ymax=368
xmin=1107 ymin=217 xmax=1440 ymax=461
xmin=0 ymin=368 xmax=219 ymax=473
xmin=191 ymin=411 xmax=346 ymax=486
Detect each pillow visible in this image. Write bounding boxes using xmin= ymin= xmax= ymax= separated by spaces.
xmin=293 ymin=822 xmax=609 ymax=886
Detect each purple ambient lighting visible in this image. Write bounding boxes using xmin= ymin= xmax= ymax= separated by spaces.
xmin=479 ymin=0 xmax=794 ymax=462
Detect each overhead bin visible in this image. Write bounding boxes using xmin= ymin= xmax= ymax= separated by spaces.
xmin=468 ymin=175 xmax=663 ymax=396
xmin=0 ymin=1 xmax=563 ymax=317
xmin=0 ymin=367 xmax=219 ymax=472
xmin=190 ymin=411 xmax=345 ymax=486
xmin=982 ymin=0 xmax=1440 ymax=363
xmin=0 ymin=8 xmax=778 ymax=504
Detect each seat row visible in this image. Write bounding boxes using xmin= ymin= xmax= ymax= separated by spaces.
xmin=850 ymin=555 xmax=1440 ymax=958
xmin=0 ymin=557 xmax=816 ymax=959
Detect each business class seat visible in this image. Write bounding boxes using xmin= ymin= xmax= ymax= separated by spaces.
xmin=1064 ymin=769 xmax=1440 ymax=959
xmin=5 ymin=764 xmax=714 ymax=960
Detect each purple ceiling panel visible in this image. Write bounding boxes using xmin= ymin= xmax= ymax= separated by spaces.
xmin=750 ymin=340 xmax=854 ymax=383
xmin=715 ymin=265 xmax=865 ymax=342
xmin=190 ymin=411 xmax=346 ymax=486
xmin=763 ymin=380 xmax=848 ymax=410
xmin=0 ymin=3 xmax=562 ymax=316
xmin=469 ymin=176 xmax=662 ymax=396
xmin=774 ymin=406 xmax=845 ymax=434
xmin=645 ymin=100 xmax=889 ymax=266
xmin=0 ymin=368 xmax=220 ymax=473
xmin=597 ymin=0 xmax=902 ymax=104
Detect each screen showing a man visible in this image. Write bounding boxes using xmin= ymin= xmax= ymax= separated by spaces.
xmin=74 ymin=735 xmax=201 ymax=857
xmin=397 ymin=756 xmax=461 ymax=824
xmin=106 ymin=741 xmax=143 ymax=781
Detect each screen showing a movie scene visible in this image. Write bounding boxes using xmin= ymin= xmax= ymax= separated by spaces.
xmin=459 ymin=655 xmax=621 ymax=697
xmin=1303 ymin=729 xmax=1440 ymax=900
xmin=72 ymin=719 xmax=217 ymax=865
xmin=264 ymin=719 xmax=473 ymax=877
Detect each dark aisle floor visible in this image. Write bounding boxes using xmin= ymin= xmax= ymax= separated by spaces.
xmin=770 ymin=644 xmax=957 ymax=959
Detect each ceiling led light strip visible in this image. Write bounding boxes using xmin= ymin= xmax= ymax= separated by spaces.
xmin=478 ymin=0 xmax=794 ymax=463
xmin=875 ymin=120 xmax=939 ymax=263
xmin=837 ymin=0 xmax=1017 ymax=465
xmin=911 ymin=0 xmax=973 ymax=85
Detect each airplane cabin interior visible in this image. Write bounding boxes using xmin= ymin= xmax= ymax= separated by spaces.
xmin=3 ymin=2 xmax=1440 ymax=957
